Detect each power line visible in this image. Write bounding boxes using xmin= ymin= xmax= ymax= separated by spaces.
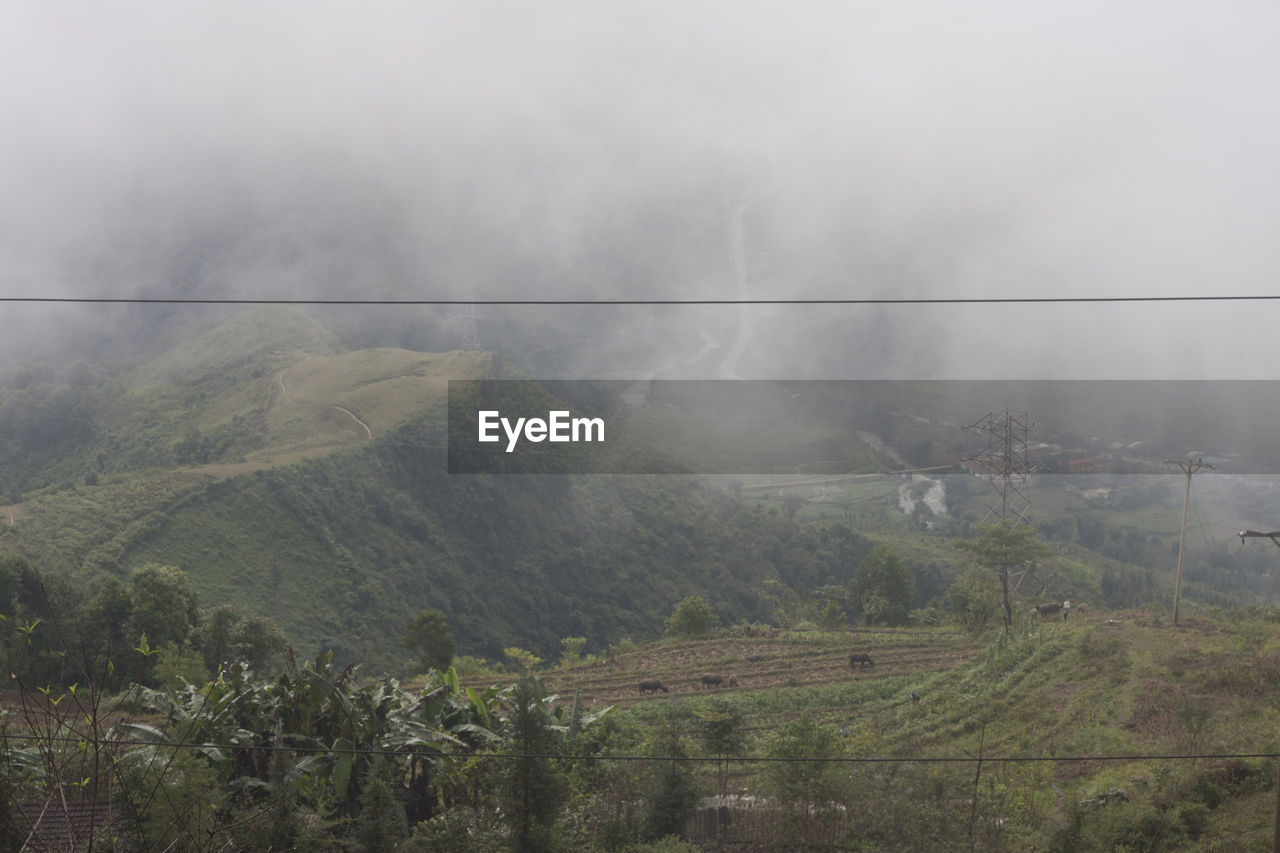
xmin=2 ymin=295 xmax=1280 ymax=306
xmin=5 ymin=730 xmax=1277 ymax=766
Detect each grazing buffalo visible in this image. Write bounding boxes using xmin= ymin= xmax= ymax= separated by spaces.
xmin=849 ymin=653 xmax=875 ymax=668
xmin=700 ymin=673 xmax=726 ymax=688
xmin=1032 ymin=602 xmax=1062 ymax=618
xmin=637 ymin=679 xmax=668 ymax=695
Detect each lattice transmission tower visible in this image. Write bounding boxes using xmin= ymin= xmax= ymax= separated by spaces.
xmin=965 ymin=409 xmax=1035 ymax=527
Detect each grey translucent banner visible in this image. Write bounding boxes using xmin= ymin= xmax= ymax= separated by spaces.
xmin=447 ymin=379 xmax=1280 ymax=475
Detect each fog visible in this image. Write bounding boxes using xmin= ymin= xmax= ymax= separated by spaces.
xmin=3 ymin=2 xmax=1279 ymax=378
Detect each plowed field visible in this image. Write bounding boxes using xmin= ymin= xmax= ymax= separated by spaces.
xmin=545 ymin=627 xmax=986 ymax=712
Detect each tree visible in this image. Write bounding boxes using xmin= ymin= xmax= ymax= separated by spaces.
xmin=500 ymin=677 xmax=568 ymax=852
xmin=504 ymin=646 xmax=543 ymax=673
xmin=953 ymin=521 xmax=1054 ymax=634
xmin=947 ymin=565 xmax=1002 ymax=635
xmin=198 ymin=606 xmax=289 ymax=676
xmin=128 ymin=563 xmax=199 ymax=651
xmin=849 ymin=545 xmax=917 ymax=626
xmin=559 ymin=636 xmax=587 ymax=667
xmin=403 ymin=608 xmax=456 ymax=674
xmin=696 ymin=698 xmax=745 ymax=803
xmin=354 ymin=773 xmax=409 ymax=852
xmin=815 ymin=585 xmax=847 ymax=631
xmin=84 ymin=575 xmax=133 ymax=652
xmin=644 ymin=707 xmax=700 ymax=841
xmin=763 ymin=714 xmax=848 ymax=841
xmin=665 ymin=595 xmax=713 ymax=639
xmin=114 ymin=745 xmax=226 ymax=850
xmin=235 ymin=616 xmax=288 ymax=674
xmin=758 ymin=579 xmax=806 ymax=629
xmin=152 ymin=640 xmax=212 ymax=690
xmin=198 ymin=604 xmax=239 ymax=674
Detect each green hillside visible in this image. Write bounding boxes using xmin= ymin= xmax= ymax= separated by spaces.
xmin=526 ymin=607 xmax=1280 ymax=849
xmin=4 ymin=308 xmax=1280 ymax=848
xmin=81 ymin=448 xmax=879 ymax=668
xmin=0 ymin=308 xmax=882 ymax=667
xmin=2 ymin=306 xmax=1279 ymax=679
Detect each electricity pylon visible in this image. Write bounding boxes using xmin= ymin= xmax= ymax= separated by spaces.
xmin=964 ymin=410 xmax=1039 ymax=605
xmin=966 ymin=409 xmax=1035 ymax=527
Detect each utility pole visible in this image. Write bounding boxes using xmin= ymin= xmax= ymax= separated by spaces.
xmin=1237 ymin=529 xmax=1280 ymax=603
xmin=1166 ymin=457 xmax=1211 ymax=627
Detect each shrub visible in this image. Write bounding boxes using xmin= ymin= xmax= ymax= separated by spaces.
xmin=1204 ymin=757 xmax=1273 ymax=795
xmin=1177 ymin=802 xmax=1210 ymax=839
xmin=665 ymin=596 xmax=713 ymax=639
xmin=1049 ymin=798 xmax=1185 ymax=853
xmin=504 ymin=646 xmax=544 ymax=673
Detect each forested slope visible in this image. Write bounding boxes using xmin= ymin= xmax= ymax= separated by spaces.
xmin=3 ymin=306 xmax=1277 ymax=677
xmin=121 ymin=424 xmax=879 ymax=668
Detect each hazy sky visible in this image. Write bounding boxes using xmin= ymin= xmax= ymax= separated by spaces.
xmin=3 ymin=2 xmax=1279 ymax=377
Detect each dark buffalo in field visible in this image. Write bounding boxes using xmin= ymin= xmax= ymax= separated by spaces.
xmin=700 ymin=673 xmax=726 ymax=688
xmin=1032 ymin=602 xmax=1062 ymax=617
xmin=849 ymin=653 xmax=875 ymax=668
xmin=637 ymin=679 xmax=668 ymax=694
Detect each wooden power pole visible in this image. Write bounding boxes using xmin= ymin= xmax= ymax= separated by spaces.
xmin=1166 ymin=457 xmax=1211 ymax=627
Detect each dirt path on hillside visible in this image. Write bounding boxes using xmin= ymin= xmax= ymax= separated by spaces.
xmin=330 ymin=405 xmax=373 ymax=439
xmin=276 ymin=362 xmax=373 ymax=439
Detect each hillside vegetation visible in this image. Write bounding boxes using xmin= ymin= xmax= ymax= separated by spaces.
xmin=4 ymin=308 xmax=1280 ymax=848
xmin=3 ymin=306 xmax=1280 ymax=677
xmin=0 ymin=308 xmax=883 ymax=666
xmin=522 ymin=606 xmax=1280 ymax=850
xmin=4 ymin=601 xmax=1271 ymax=850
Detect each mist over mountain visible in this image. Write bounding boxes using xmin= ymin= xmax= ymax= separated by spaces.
xmin=3 ymin=3 xmax=1279 ymax=381
xmin=2 ymin=1 xmax=1280 ymax=663
xmin=5 ymin=11 xmax=1280 ymax=846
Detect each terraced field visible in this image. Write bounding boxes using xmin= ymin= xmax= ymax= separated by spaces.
xmin=544 ymin=626 xmax=987 ymax=714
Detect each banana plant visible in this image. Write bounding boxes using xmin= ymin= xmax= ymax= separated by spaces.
xmin=123 ymin=651 xmax=514 ymax=819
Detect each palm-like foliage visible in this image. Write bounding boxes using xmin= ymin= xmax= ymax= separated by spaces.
xmin=124 ymin=651 xmax=508 ymax=825
xmin=0 ymin=634 xmax=616 ymax=849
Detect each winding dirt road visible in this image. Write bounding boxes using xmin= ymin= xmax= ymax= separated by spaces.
xmin=277 ymin=365 xmax=373 ymax=439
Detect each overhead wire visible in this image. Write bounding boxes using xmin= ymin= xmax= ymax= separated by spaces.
xmin=1 ymin=294 xmax=1279 ymax=306
xmin=4 ymin=729 xmax=1278 ymax=766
